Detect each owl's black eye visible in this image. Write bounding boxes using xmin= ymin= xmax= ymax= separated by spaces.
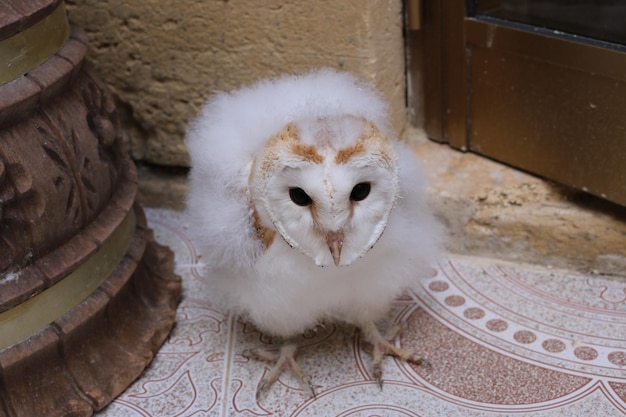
xmin=350 ymin=182 xmax=371 ymax=202
xmin=289 ymin=187 xmax=313 ymax=206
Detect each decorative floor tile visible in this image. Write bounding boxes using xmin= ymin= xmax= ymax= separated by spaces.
xmin=95 ymin=208 xmax=626 ymax=416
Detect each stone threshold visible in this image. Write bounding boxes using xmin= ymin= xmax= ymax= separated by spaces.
xmin=408 ymin=127 xmax=626 ymax=278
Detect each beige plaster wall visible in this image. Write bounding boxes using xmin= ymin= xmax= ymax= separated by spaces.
xmin=65 ymin=0 xmax=407 ymax=168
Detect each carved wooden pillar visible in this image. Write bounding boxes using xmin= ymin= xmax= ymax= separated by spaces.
xmin=0 ymin=1 xmax=182 ymax=415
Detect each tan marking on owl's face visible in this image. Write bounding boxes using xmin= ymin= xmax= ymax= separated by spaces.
xmin=335 ymin=138 xmax=366 ymax=164
xmin=335 ymin=120 xmax=394 ymax=167
xmin=252 ymin=209 xmax=276 ymax=249
xmin=291 ymin=136 xmax=324 ymax=164
xmin=268 ymin=123 xmax=324 ymax=164
xmin=292 ymin=142 xmax=324 ymax=164
xmin=259 ymin=123 xmax=325 ymax=180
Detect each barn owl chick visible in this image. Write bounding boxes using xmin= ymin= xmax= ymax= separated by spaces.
xmin=185 ymin=69 xmax=440 ymax=398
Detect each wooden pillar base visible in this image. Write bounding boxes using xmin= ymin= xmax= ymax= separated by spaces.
xmin=0 ymin=5 xmax=182 ymax=414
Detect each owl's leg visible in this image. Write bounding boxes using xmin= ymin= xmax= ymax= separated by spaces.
xmin=244 ymin=342 xmax=315 ymax=400
xmin=360 ymin=321 xmax=428 ymax=388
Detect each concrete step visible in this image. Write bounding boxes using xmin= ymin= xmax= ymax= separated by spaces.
xmin=408 ymin=127 xmax=626 ymax=277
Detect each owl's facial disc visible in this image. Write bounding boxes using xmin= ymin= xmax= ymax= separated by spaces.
xmin=250 ymin=119 xmax=399 ymax=267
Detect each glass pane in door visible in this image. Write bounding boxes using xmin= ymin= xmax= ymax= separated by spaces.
xmin=472 ymin=1 xmax=626 ymax=46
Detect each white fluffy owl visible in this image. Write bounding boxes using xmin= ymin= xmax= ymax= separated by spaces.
xmin=185 ymin=69 xmax=439 ymax=397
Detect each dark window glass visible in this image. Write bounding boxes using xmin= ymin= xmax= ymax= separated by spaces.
xmin=471 ymin=1 xmax=626 ymax=46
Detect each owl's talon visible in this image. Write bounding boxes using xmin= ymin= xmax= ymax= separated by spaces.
xmin=361 ymin=321 xmax=429 ymax=387
xmin=409 ymin=355 xmax=431 ymax=368
xmin=256 ymin=379 xmax=269 ymax=402
xmin=244 ymin=347 xmax=278 ymax=363
xmin=301 ymin=374 xmax=317 ymax=399
xmin=248 ymin=342 xmax=316 ymax=400
xmin=373 ymin=366 xmax=384 ymax=390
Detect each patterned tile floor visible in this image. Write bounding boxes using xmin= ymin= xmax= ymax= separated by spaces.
xmin=96 ymin=208 xmax=626 ymax=416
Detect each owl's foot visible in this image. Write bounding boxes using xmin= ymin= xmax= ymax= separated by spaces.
xmin=360 ymin=321 xmax=429 ymax=388
xmin=243 ymin=343 xmax=315 ymax=400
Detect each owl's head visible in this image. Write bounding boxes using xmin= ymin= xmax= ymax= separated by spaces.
xmin=249 ymin=116 xmax=399 ymax=267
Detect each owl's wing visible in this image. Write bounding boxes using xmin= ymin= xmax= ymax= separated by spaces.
xmin=184 ymin=94 xmax=267 ymax=273
xmin=390 ymin=139 xmax=442 ymax=268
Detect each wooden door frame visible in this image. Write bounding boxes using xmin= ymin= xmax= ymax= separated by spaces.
xmin=413 ymin=1 xmax=626 ymax=206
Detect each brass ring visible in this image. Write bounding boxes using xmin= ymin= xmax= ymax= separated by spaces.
xmin=0 ymin=2 xmax=70 ymax=85
xmin=0 ymin=209 xmax=136 ymax=350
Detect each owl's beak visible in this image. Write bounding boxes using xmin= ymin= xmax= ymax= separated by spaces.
xmin=325 ymin=231 xmax=344 ymax=266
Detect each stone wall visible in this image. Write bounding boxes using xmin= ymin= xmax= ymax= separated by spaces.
xmin=65 ymin=0 xmax=407 ymax=169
